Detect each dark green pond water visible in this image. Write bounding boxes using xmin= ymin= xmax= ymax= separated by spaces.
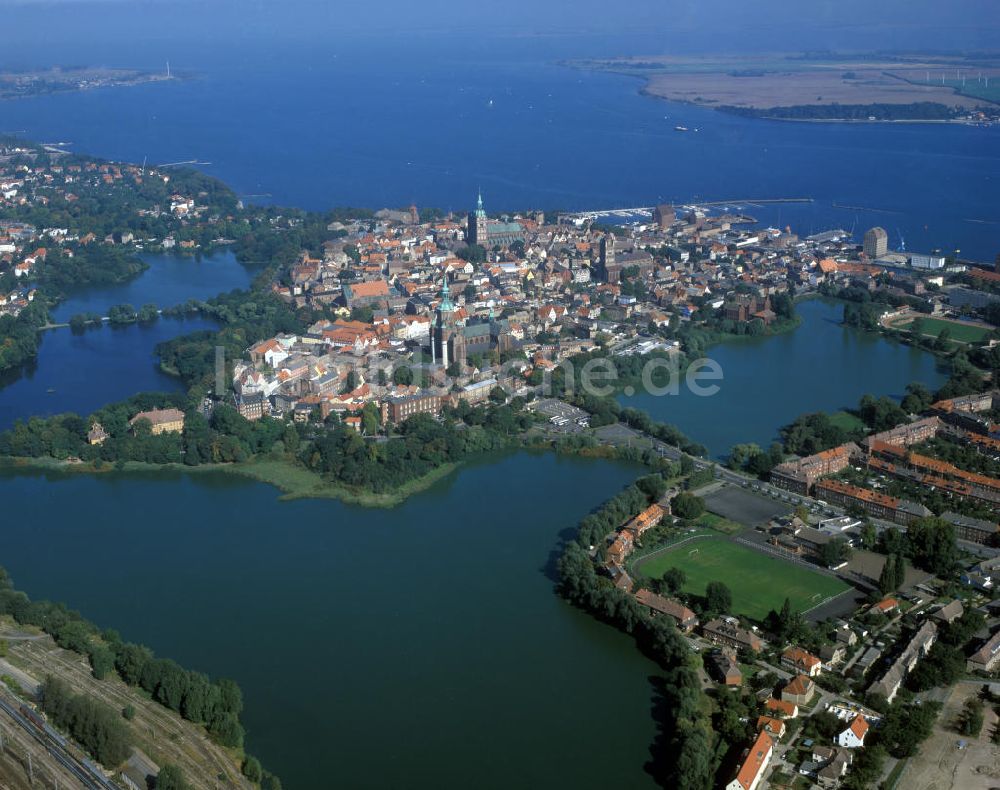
xmin=622 ymin=298 xmax=949 ymax=458
xmin=0 ymin=454 xmax=661 ymax=788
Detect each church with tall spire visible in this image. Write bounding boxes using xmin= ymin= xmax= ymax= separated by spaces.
xmin=431 ymin=275 xmax=465 ymax=367
xmin=466 ymin=190 xmax=524 ymax=249
xmin=430 ymin=273 xmax=515 ymax=368
xmin=467 ymin=190 xmax=489 ymax=247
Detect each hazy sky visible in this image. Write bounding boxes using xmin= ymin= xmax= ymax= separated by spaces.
xmin=3 ymin=0 xmax=999 ymax=62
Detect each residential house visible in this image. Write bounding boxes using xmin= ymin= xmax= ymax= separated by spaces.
xmin=770 ymin=443 xmax=860 ymax=495
xmin=764 ymin=697 xmax=798 ymax=719
xmin=781 ymin=647 xmax=822 ymax=677
xmin=931 ymin=600 xmax=964 ymax=625
xmin=756 ymin=716 xmax=786 ymax=740
xmin=867 ymin=621 xmax=937 ymax=703
xmin=781 ymin=674 xmax=816 ymax=706
xmin=814 ymin=748 xmax=852 ymax=789
xmin=606 ymin=531 xmax=634 ymax=566
xmin=967 ymin=630 xmax=1000 ymax=673
xmin=625 ymin=503 xmax=666 ymax=539
xmin=708 ymin=652 xmax=742 ymax=686
xmin=869 ymin=598 xmax=899 ymax=617
xmin=819 ymin=644 xmax=846 ymax=667
xmin=633 ymin=589 xmax=698 ymax=632
xmin=835 ymin=715 xmax=869 ymax=749
xmin=129 ymin=408 xmax=185 ymax=435
xmin=725 ymin=731 xmax=773 ymax=790
xmin=940 ymin=511 xmax=1000 ymax=546
xmin=702 ymin=619 xmax=763 ymax=654
xmin=814 ymin=478 xmax=931 ymax=526
xmin=87 ymin=422 xmax=108 ymax=445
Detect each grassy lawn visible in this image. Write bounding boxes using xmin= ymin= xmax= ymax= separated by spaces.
xmin=633 ymin=537 xmax=849 ymax=621
xmin=828 ymin=410 xmax=865 ymax=435
xmin=692 ymin=512 xmax=743 ymax=535
xmin=899 ymin=317 xmax=992 ymax=344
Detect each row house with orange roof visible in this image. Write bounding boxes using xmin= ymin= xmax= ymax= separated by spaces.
xmin=724 ymin=731 xmax=772 ymax=790
xmin=780 ymin=646 xmax=822 ymax=677
xmin=770 ymin=442 xmax=861 ymax=495
xmin=624 ymin=503 xmax=666 ymax=539
xmin=814 ymin=478 xmax=931 ymax=525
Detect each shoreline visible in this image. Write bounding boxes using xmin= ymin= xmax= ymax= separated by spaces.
xmin=0 ymin=436 xmax=655 ymax=509
xmin=563 ymin=66 xmax=991 ymax=126
xmin=634 ymin=82 xmax=978 ymax=125
xmin=0 ymin=455 xmax=464 ymax=509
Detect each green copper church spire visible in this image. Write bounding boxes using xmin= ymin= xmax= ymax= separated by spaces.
xmin=439 ymin=273 xmax=455 ymax=313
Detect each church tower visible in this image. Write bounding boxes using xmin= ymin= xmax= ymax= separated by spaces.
xmin=600 ymin=233 xmax=616 ymax=268
xmin=432 ymin=275 xmax=457 ymax=366
xmin=467 ymin=190 xmax=489 ymax=247
xmin=599 ymin=232 xmax=618 ymax=282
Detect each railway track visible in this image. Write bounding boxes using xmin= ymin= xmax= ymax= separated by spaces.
xmin=0 ymin=693 xmax=115 ymax=788
xmin=12 ymin=641 xmax=240 ymax=788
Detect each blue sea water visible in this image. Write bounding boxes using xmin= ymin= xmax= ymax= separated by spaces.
xmin=0 ymin=33 xmax=997 ymax=260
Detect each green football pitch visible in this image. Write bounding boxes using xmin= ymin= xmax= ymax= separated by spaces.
xmin=633 ymin=537 xmax=849 ymax=621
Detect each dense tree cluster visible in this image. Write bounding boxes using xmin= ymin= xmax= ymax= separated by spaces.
xmin=726 ymin=442 xmax=784 ymax=478
xmin=819 ymin=536 xmax=852 ymax=568
xmin=725 ymin=101 xmax=958 ymax=121
xmin=303 ymin=406 xmax=531 ymax=494
xmin=1 ymin=163 xmax=241 ymax=257
xmin=571 ymin=482 xmax=653 ymax=551
xmin=780 ymin=411 xmax=859 ymax=455
xmin=41 ymin=676 xmax=131 ymax=767
xmin=557 ymin=484 xmax=714 ymax=788
xmin=900 ymin=382 xmax=934 ymax=414
xmin=157 ymin=289 xmax=308 ymax=392
xmin=878 ymin=519 xmax=958 ymax=577
xmin=0 ymin=392 xmax=294 ymax=468
xmin=35 ymin=247 xmax=146 ymax=294
xmin=671 ymin=492 xmax=705 ymax=520
xmin=857 ymin=394 xmax=908 ymax=433
xmin=0 ymin=301 xmax=46 ymax=374
xmin=155 ymin=765 xmax=191 ymax=790
xmin=909 ymin=608 xmax=986 ymax=692
xmin=618 ymin=407 xmax=707 ymax=457
xmin=878 ymin=553 xmax=906 ymax=594
xmin=764 ymin=597 xmax=808 ymax=644
xmin=842 ymin=301 xmax=887 ymax=331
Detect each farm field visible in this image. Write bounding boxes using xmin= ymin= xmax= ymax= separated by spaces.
xmin=633 ymin=537 xmax=849 ymax=621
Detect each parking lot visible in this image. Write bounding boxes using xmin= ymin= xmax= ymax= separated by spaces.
xmin=702 ymin=485 xmax=792 ymax=527
xmin=531 ymin=399 xmax=591 ymax=432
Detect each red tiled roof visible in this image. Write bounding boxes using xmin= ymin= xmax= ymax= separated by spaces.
xmin=733 ymin=731 xmax=772 ymax=790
